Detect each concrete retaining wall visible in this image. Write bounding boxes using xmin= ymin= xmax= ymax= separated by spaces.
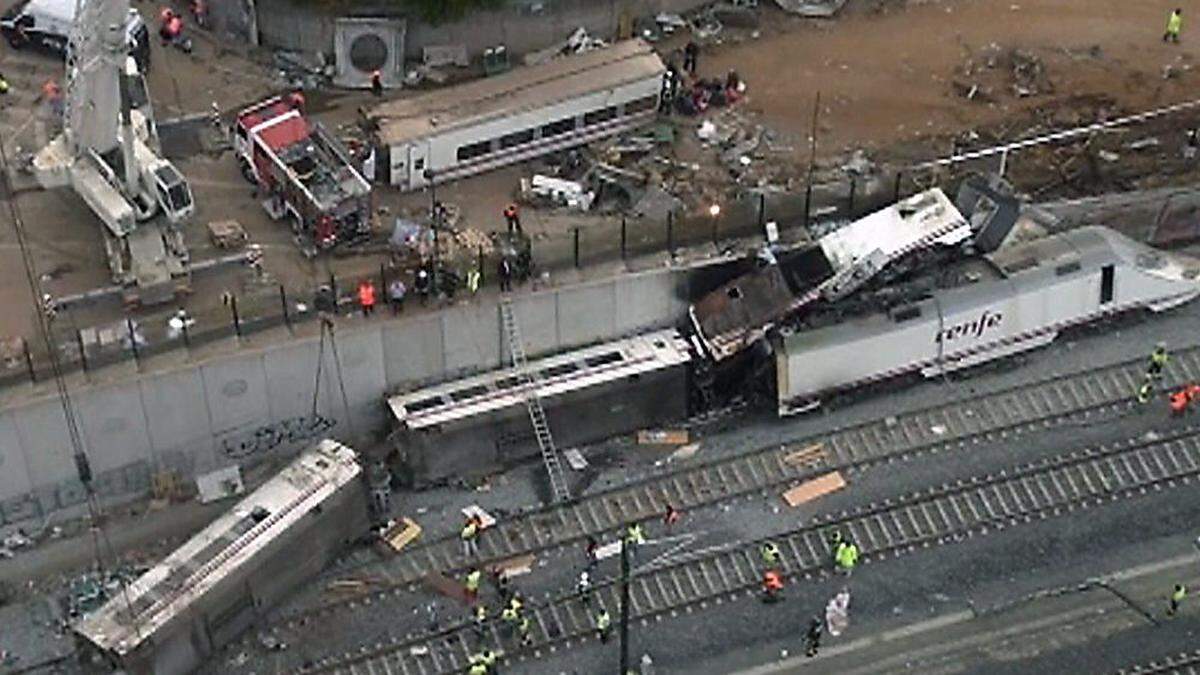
xmin=253 ymin=0 xmax=710 ymax=60
xmin=0 ymin=268 xmax=690 ymax=525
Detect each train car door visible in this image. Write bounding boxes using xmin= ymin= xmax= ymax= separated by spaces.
xmin=407 ymin=144 xmax=429 ymax=190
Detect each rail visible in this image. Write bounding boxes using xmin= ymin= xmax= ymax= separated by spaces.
xmin=1117 ymin=649 xmax=1200 ymax=674
xmin=270 ymin=342 xmax=1200 ymax=629
xmin=300 ymin=425 xmax=1200 ymax=674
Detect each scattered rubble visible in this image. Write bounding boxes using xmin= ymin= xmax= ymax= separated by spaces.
xmin=524 ymin=27 xmax=607 ymax=67
xmin=775 ymin=0 xmax=848 ymax=18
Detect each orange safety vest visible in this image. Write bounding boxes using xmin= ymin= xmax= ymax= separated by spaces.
xmin=358 ymin=282 xmax=376 ymax=306
xmin=763 ymin=571 xmax=783 ymax=591
xmin=1187 ymin=384 xmax=1200 ymax=402
xmin=504 ymin=204 xmax=518 ymax=218
xmin=1170 ymin=390 xmax=1190 ymax=412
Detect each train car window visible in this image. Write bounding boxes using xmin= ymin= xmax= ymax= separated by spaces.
xmin=541 ymin=117 xmax=576 ymax=137
xmin=500 ymin=129 xmax=534 ymax=149
xmin=541 ymin=362 xmax=578 ymax=378
xmin=495 ymin=376 xmax=521 ymax=391
xmin=584 ymin=106 xmax=618 ymax=126
xmin=450 ymin=385 xmax=489 ymax=402
xmin=404 ymin=397 xmax=445 ymax=413
xmin=623 ymin=95 xmax=659 ymax=116
xmin=584 ymin=352 xmax=624 ymax=368
xmin=456 ymin=140 xmax=491 ymax=162
xmin=1054 ymin=261 xmax=1081 ymax=276
xmin=1100 ymin=264 xmax=1114 ymax=304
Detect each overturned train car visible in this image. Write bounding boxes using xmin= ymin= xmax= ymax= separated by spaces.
xmin=774 ymin=226 xmax=1200 ymax=413
xmin=386 ymin=329 xmax=693 ymax=485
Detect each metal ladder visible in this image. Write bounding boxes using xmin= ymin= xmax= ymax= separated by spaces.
xmin=500 ymin=297 xmax=571 ymax=503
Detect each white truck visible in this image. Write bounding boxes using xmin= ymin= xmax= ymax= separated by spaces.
xmin=1 ymin=0 xmax=149 ymax=70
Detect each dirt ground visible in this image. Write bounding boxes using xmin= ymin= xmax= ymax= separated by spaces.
xmin=3 ymin=0 xmax=1200 ymax=349
xmin=706 ymin=0 xmax=1200 ymax=160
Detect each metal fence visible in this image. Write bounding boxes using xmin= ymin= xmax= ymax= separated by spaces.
xmin=0 ymin=170 xmax=925 ymax=391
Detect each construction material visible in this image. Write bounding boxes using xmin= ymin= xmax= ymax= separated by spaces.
xmin=492 ymin=553 xmax=535 ymax=579
xmin=782 ymin=471 xmax=846 ymax=507
xmin=668 ymin=443 xmax=701 ymax=462
xmin=461 ymin=505 xmax=496 ymax=530
xmin=194 ymin=465 xmax=244 ymax=503
xmin=376 ymin=517 xmax=422 ymax=555
xmin=782 ymin=443 xmax=825 ymax=468
xmin=638 ymin=429 xmax=689 ymax=445
xmin=207 ymin=219 xmax=248 ymax=249
xmin=563 ymin=448 xmax=589 ymax=470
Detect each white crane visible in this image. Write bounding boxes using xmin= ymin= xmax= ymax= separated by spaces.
xmin=32 ymin=0 xmax=195 ymax=305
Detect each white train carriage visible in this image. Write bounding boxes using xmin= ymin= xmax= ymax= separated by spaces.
xmin=366 ymin=39 xmax=665 ymax=191
xmin=776 ymin=226 xmax=1200 ymax=414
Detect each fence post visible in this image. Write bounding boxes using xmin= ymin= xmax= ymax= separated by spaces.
xmin=894 ymin=171 xmax=903 ymax=201
xmin=76 ymin=330 xmax=88 ymax=374
xmin=573 ymin=227 xmax=580 ymax=268
xmin=230 ymin=294 xmax=242 ymax=338
xmin=379 ymin=263 xmax=388 ymax=297
xmin=280 ymin=284 xmax=291 ymax=328
xmin=22 ymin=337 xmax=35 ymax=383
xmin=181 ymin=316 xmax=192 ymax=349
xmin=711 ymin=212 xmax=719 ymax=246
xmin=620 ymin=216 xmax=627 ymax=259
xmin=667 ymin=211 xmax=675 ymax=258
xmin=847 ymin=177 xmax=857 ymax=219
xmin=126 ymin=318 xmax=139 ymax=366
xmin=804 ymin=183 xmax=813 ymax=229
xmin=758 ymin=193 xmax=766 ymax=230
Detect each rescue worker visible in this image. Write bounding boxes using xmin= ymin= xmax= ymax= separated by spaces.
xmin=1165 ymin=8 xmax=1184 ymax=43
xmin=664 ymin=503 xmax=681 ymax=529
xmin=491 ymin=567 xmax=512 ymax=603
xmin=189 ymin=0 xmax=208 ymax=28
xmin=804 ymin=615 xmax=824 ymax=657
xmin=1186 ymin=128 xmax=1200 ymax=161
xmin=461 ymin=515 xmax=481 ymax=557
xmin=464 ymin=567 xmax=482 ymax=603
xmin=595 ymin=608 xmax=612 ymax=643
xmin=415 ymin=266 xmax=432 ymax=304
xmin=835 ymin=539 xmax=859 ymax=575
xmin=577 ymin=570 xmax=592 ymax=605
xmin=357 ymin=279 xmax=376 ymax=317
xmin=625 ymin=522 xmax=646 ymax=563
xmin=370 ymin=70 xmax=383 ymax=97
xmin=503 ymin=203 xmax=521 ymax=234
xmin=827 ymin=530 xmax=844 ymax=565
xmin=388 ymin=277 xmax=406 ymax=314
xmin=761 ymin=541 xmax=782 ymax=567
xmin=0 ymin=72 xmax=9 ymax=96
xmin=500 ymin=602 xmax=520 ymax=633
xmin=761 ymin=569 xmax=784 ymax=603
xmin=683 ymin=41 xmax=699 ymax=75
xmin=584 ymin=535 xmax=599 ymax=570
xmin=287 ymin=90 xmax=306 ymax=113
xmin=473 ymin=603 xmax=488 ymax=638
xmin=498 ymin=256 xmax=513 ymax=293
xmin=466 ymin=266 xmax=481 ymax=294
xmin=1170 ymin=387 xmax=1192 ymax=416
xmin=468 ymin=654 xmax=488 ymax=675
xmin=517 ymin=613 xmax=533 ymax=646
xmin=1169 ymin=583 xmax=1187 ymax=616
xmin=41 ymin=79 xmax=62 ymax=116
xmin=1137 ymin=377 xmax=1155 ymax=405
xmin=1149 ymin=343 xmax=1169 ymax=379
xmin=481 ymin=650 xmax=497 ymax=672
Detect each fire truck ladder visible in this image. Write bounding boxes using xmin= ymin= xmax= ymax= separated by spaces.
xmin=500 ymin=297 xmax=571 ymax=504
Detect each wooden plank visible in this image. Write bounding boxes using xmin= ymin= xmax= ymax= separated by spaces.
xmin=492 ymin=553 xmax=536 ymax=579
xmin=376 ymin=517 xmax=422 ymax=554
xmin=782 ymin=442 xmax=825 ymax=467
xmin=782 ymin=471 xmax=847 ymax=507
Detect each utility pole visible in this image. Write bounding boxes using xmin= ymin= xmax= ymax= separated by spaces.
xmin=424 ymin=167 xmax=440 ymax=296
xmin=620 ymin=525 xmax=631 ymax=674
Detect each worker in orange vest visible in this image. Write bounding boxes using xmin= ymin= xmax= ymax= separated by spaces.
xmin=370 ymin=70 xmax=383 ymax=97
xmin=287 ymin=90 xmax=306 ymax=113
xmin=762 ymin=569 xmax=784 ymax=603
xmin=503 ymin=204 xmax=522 ymax=234
xmin=358 ymin=279 xmax=377 ymax=317
xmin=1170 ymin=387 xmax=1191 ymax=416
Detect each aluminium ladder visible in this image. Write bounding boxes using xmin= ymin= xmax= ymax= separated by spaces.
xmin=499 ymin=297 xmax=571 ymax=503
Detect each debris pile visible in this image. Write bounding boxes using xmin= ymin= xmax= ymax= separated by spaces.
xmin=62 ymin=567 xmax=146 ymax=618
xmin=524 ymin=27 xmax=607 ymax=67
xmin=954 ymin=44 xmax=1053 ymax=101
xmin=775 ymin=0 xmax=847 ymax=18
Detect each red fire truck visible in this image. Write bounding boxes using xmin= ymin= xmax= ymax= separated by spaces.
xmin=234 ymin=96 xmax=372 ymax=254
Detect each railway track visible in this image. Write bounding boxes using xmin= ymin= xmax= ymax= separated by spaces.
xmin=282 ymin=345 xmax=1200 ymax=626
xmin=1118 ymin=649 xmax=1200 ymax=674
xmin=279 ymin=346 xmax=1200 ymax=628
xmin=301 ymin=425 xmax=1200 ymax=675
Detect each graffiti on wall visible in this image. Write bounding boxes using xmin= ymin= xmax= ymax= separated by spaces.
xmin=219 ymin=414 xmax=337 ymax=459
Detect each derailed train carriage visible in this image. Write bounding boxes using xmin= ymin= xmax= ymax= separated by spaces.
xmin=772 ymin=225 xmax=1200 ymax=413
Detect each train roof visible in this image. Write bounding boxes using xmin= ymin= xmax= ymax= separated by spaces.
xmin=74 ymin=440 xmax=361 ymax=656
xmin=388 ymin=329 xmax=690 ymax=430
xmin=368 ymin=40 xmax=665 ymax=146
xmin=818 ymin=188 xmax=971 ymax=271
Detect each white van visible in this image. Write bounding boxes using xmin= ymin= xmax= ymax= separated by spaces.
xmin=1 ymin=0 xmax=149 ymax=69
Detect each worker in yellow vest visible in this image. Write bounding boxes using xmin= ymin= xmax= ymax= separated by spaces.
xmin=1165 ymin=9 xmax=1184 ymax=43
